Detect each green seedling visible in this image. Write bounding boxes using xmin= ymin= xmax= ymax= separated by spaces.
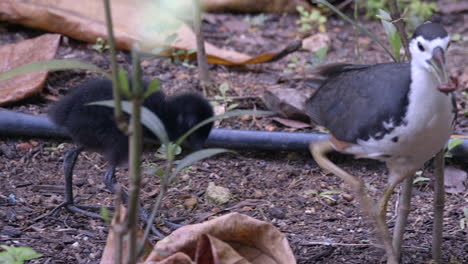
xmin=244 ymin=14 xmax=269 ymax=31
xmin=296 ymin=6 xmax=327 ymax=33
xmin=212 ymin=82 xmax=238 ymax=111
xmin=92 ymin=37 xmax=110 ymax=53
xmin=413 ymin=170 xmax=430 ymax=185
xmin=287 ymin=57 xmax=299 ymax=69
xmin=306 ymin=189 xmax=344 ymax=202
xmin=0 ymin=245 xmax=42 ymax=264
xmin=307 ymin=47 xmax=328 ymax=67
xmin=445 ymin=138 xmax=463 ymax=159
xmin=377 ymin=9 xmax=402 ymax=62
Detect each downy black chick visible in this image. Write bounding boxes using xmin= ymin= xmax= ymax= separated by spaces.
xmin=47 ymin=78 xmax=213 ymax=220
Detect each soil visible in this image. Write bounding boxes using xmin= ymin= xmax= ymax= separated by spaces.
xmin=1 ymin=7 xmax=467 ymax=264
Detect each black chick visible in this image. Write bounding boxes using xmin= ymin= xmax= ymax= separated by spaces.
xmin=47 ymin=78 xmax=213 ymax=219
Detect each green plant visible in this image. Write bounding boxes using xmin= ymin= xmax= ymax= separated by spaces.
xmin=296 ymin=6 xmax=327 ymax=33
xmin=0 ymin=245 xmax=42 ymax=264
xmin=306 ymin=189 xmax=344 ymax=201
xmin=244 ymin=14 xmax=269 ymax=30
xmin=413 ymin=170 xmax=429 ymax=185
xmin=445 ymin=138 xmax=463 ymax=159
xmin=377 ymin=9 xmax=402 ymax=62
xmin=307 ymin=47 xmax=328 ymax=67
xmin=365 ymin=0 xmax=439 ymax=29
xmin=92 ymin=37 xmax=110 ymax=53
xmin=212 ymin=82 xmax=238 ymax=111
xmin=287 ymin=57 xmax=299 ymax=69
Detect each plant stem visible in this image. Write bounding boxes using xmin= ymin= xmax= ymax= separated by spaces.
xmin=388 ymin=0 xmax=410 ymax=61
xmin=139 ymin=157 xmax=173 ymax=256
xmin=432 ymin=150 xmax=445 ymax=264
xmin=126 ymin=51 xmax=144 ymax=263
xmin=354 ymin=0 xmax=360 ymax=63
xmin=103 ymin=0 xmax=127 ymax=133
xmin=192 ymin=0 xmax=211 ymax=95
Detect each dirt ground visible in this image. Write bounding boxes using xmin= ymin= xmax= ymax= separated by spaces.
xmin=1 ymin=7 xmax=467 ymax=264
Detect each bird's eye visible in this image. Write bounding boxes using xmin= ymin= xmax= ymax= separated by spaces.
xmin=417 ymin=42 xmax=425 ymax=52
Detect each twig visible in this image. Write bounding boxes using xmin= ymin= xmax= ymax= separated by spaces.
xmin=192 ymin=0 xmax=211 ymax=95
xmin=388 ymin=0 xmax=410 ymax=61
xmin=103 ymin=0 xmax=127 ymax=133
xmin=301 ymin=241 xmax=371 ymax=247
xmin=126 ymin=50 xmax=144 ymax=263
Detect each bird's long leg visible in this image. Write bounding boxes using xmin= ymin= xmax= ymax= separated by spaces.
xmin=432 ymin=150 xmax=445 ymax=264
xmin=63 ymin=147 xmax=103 ymax=218
xmin=392 ymin=173 xmax=414 ymax=259
xmin=310 ymin=141 xmax=398 ymax=264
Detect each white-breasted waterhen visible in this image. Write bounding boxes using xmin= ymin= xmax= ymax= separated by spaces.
xmin=44 ymin=79 xmax=213 ymax=232
xmin=306 ymin=23 xmax=456 ymax=263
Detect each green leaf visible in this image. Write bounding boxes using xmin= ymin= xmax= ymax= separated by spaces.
xmin=172 ymin=148 xmax=232 ymax=179
xmin=378 ymin=9 xmax=402 ymax=62
xmin=0 ymin=59 xmax=111 ymax=82
xmin=315 ymin=47 xmax=328 ymax=61
xmin=144 ymin=79 xmax=161 ymax=98
xmin=413 ymin=176 xmax=430 ymax=184
xmin=100 ymin=207 xmax=111 ymax=224
xmin=447 ymin=138 xmax=463 ymax=151
xmin=320 ymin=189 xmax=344 ymax=195
xmin=0 ymin=245 xmax=42 ymax=264
xmin=317 ymin=0 xmax=397 ymax=62
xmin=175 ymin=110 xmax=274 ymax=146
xmin=89 ymin=100 xmax=169 ymax=144
xmin=118 ymin=68 xmax=131 ymax=98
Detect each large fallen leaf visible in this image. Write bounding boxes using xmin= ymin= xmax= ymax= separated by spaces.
xmin=0 ymin=0 xmax=299 ymax=65
xmin=202 ymin=0 xmax=310 ymax=13
xmin=145 ymin=212 xmax=296 ymax=264
xmin=0 ymin=33 xmax=60 ymax=105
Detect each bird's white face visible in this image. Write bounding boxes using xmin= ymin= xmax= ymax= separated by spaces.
xmin=409 ymin=35 xmax=451 ymax=88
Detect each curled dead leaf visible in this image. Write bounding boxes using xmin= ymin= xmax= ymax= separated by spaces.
xmin=0 ymin=0 xmax=299 ymax=66
xmin=145 ymin=212 xmax=296 ymax=264
xmin=0 ymin=34 xmax=60 ymax=105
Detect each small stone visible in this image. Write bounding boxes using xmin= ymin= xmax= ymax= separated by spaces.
xmin=16 ymin=142 xmax=32 ymax=152
xmin=253 ymin=189 xmax=263 ymax=199
xmin=241 ymin=206 xmax=253 ymax=212
xmin=342 ymin=193 xmax=354 ymax=202
xmin=205 ymin=182 xmax=231 ymax=205
xmin=183 ymin=197 xmax=198 ymax=210
xmin=181 ymin=174 xmax=190 ymax=181
xmin=269 ymin=207 xmax=286 ymax=219
xmin=324 ymin=199 xmax=336 ymax=206
xmin=72 ymin=242 xmax=80 ymax=248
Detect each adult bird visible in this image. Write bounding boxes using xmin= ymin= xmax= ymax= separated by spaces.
xmin=46 ymin=78 xmax=213 ymax=222
xmin=306 ymin=23 xmax=456 ymax=263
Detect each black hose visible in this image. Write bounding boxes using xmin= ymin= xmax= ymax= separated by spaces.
xmin=0 ymin=109 xmax=467 ymax=158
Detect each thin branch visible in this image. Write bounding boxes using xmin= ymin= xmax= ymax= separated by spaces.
xmin=126 ymin=51 xmax=144 ymax=263
xmin=103 ymin=0 xmax=127 ymax=133
xmin=193 ymin=0 xmax=211 ymax=95
xmin=388 ymin=0 xmax=411 ymax=61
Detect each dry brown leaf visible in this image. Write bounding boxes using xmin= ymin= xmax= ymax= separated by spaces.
xmin=202 ymin=0 xmax=310 ymax=13
xmin=145 ymin=212 xmax=296 ymax=264
xmin=145 ymin=252 xmax=194 ymax=264
xmin=0 ymin=0 xmax=298 ymax=65
xmin=100 ymin=206 xmax=153 ymax=264
xmin=0 ymin=33 xmax=60 ymax=105
xmin=272 ymin=117 xmax=311 ymax=129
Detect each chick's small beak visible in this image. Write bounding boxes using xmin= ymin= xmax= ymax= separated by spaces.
xmin=428 ymin=46 xmax=449 ymax=87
